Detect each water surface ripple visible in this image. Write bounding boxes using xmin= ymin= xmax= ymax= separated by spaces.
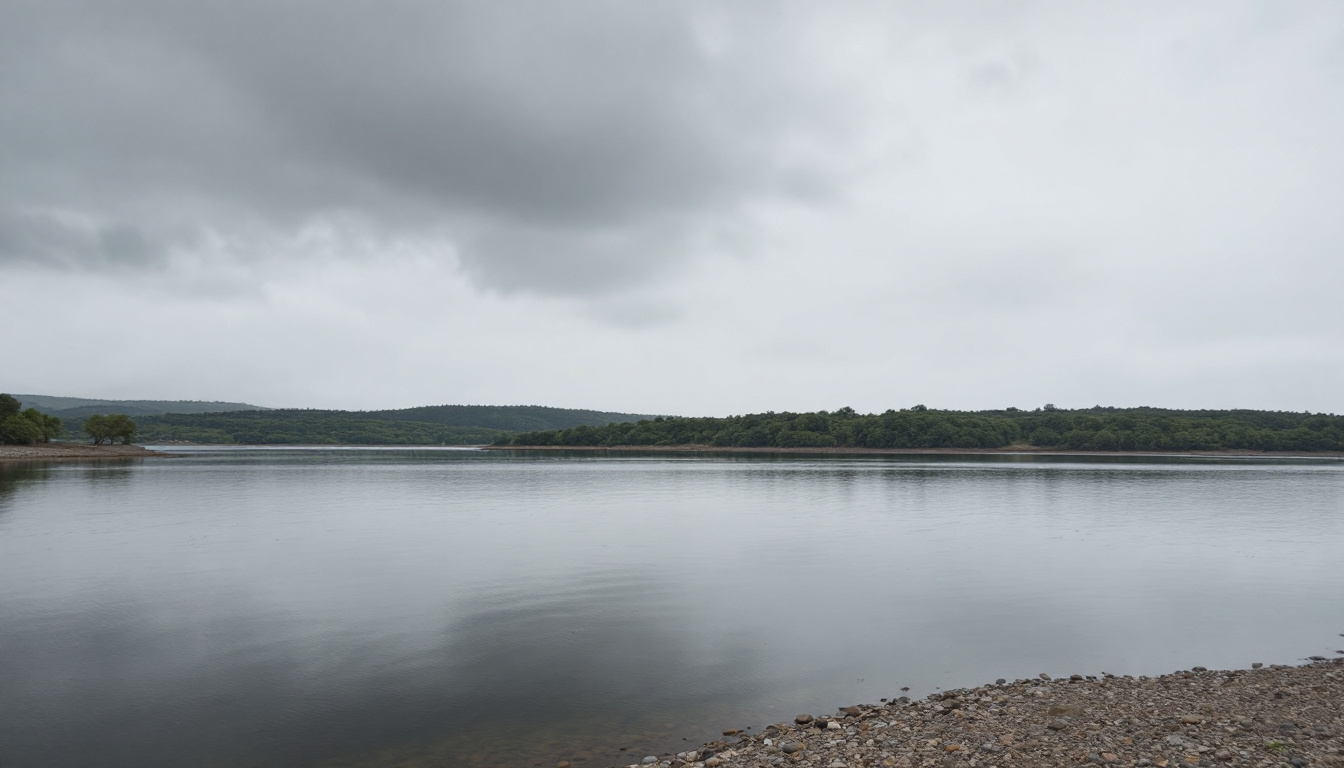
xmin=1 ymin=449 xmax=1341 ymax=767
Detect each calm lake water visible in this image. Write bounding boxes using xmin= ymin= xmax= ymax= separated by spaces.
xmin=2 ymin=448 xmax=1342 ymax=768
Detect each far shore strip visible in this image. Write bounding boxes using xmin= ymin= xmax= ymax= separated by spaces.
xmin=487 ymin=444 xmax=1344 ymax=459
xmin=6 ymin=443 xmax=1339 ymax=461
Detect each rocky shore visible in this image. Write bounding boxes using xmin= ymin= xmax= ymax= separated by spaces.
xmin=0 ymin=443 xmax=167 ymax=462
xmin=609 ymin=658 xmax=1343 ymax=768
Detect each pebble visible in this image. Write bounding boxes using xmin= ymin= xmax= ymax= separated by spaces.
xmin=618 ymin=658 xmax=1344 ymax=768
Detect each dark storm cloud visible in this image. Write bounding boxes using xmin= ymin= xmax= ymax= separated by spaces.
xmin=0 ymin=1 xmax=834 ymax=293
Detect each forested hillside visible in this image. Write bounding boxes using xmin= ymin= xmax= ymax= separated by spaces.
xmin=133 ymin=405 xmax=654 ymax=444
xmin=25 ymin=392 xmax=1339 ymax=451
xmin=19 ymin=395 xmax=265 ymax=421
xmin=353 ymin=404 xmax=655 ymax=431
xmin=496 ymin=406 xmax=1344 ymax=452
xmin=7 ymin=393 xmax=656 ymax=444
xmin=136 ymin=411 xmax=506 ymax=445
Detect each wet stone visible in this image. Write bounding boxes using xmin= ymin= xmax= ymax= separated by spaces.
xmin=629 ymin=659 xmax=1344 ymax=768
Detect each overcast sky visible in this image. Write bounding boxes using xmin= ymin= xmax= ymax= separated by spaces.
xmin=3 ymin=1 xmax=1341 ymax=415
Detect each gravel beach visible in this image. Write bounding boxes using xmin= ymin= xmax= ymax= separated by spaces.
xmin=610 ymin=658 xmax=1343 ymax=768
xmin=0 ymin=443 xmax=167 ymax=461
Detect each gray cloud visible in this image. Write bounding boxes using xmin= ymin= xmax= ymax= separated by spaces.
xmin=0 ymin=209 xmax=166 ymax=270
xmin=2 ymin=1 xmax=1342 ymax=413
xmin=0 ymin=1 xmax=838 ymax=293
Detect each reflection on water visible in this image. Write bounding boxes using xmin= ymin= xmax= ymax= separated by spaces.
xmin=0 ymin=450 xmax=1341 ymax=768
xmin=0 ymin=567 xmax=754 ymax=768
xmin=0 ymin=463 xmax=52 ymax=510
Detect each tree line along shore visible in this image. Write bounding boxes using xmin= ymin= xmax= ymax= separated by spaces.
xmin=495 ymin=406 xmax=1344 ymax=453
xmin=6 ymin=395 xmax=656 ymax=446
xmin=7 ymin=393 xmax=1344 ymax=452
xmin=1 ymin=393 xmax=138 ymax=448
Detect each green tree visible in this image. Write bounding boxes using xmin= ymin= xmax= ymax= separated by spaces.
xmin=1027 ymin=428 xmax=1061 ymax=447
xmin=23 ymin=409 xmax=63 ymax=442
xmin=83 ymin=413 xmax=136 ymax=445
xmin=107 ymin=414 xmax=137 ymax=444
xmin=1 ymin=413 xmax=44 ymax=444
xmin=83 ymin=414 xmax=111 ymax=445
xmin=0 ymin=394 xmax=63 ymax=445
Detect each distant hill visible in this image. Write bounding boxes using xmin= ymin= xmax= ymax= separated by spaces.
xmin=14 ymin=394 xmax=268 ymax=421
xmin=9 ymin=394 xmax=659 ymax=444
xmin=355 ymin=404 xmax=657 ymax=432
xmin=135 ymin=410 xmax=505 ymax=445
xmin=134 ymin=406 xmax=657 ymax=444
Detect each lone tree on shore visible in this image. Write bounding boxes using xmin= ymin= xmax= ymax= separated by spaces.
xmin=83 ymin=413 xmax=137 ymax=445
xmin=0 ymin=394 xmax=63 ymax=445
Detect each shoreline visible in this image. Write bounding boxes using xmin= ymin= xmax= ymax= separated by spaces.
xmin=615 ymin=657 xmax=1344 ymax=768
xmin=485 ymin=444 xmax=1344 ymax=460
xmin=22 ymin=442 xmax=1338 ymax=461
xmin=0 ymin=443 xmax=168 ymax=462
